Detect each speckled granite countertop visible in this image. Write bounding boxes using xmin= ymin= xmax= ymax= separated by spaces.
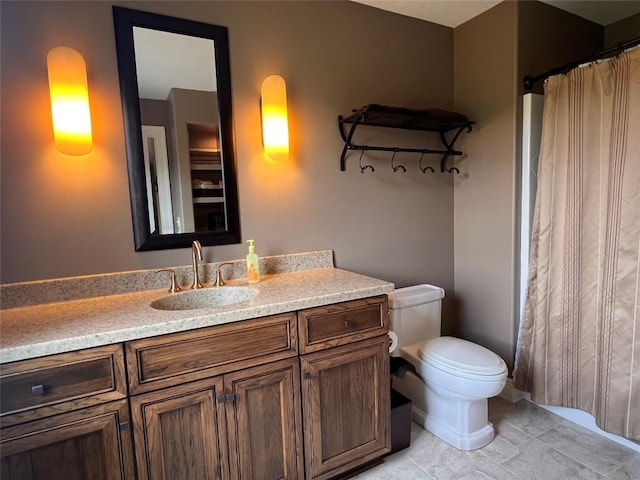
xmin=1 ymin=253 xmax=394 ymax=363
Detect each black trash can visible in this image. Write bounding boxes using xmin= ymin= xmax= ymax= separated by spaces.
xmin=389 ymin=388 xmax=412 ymax=454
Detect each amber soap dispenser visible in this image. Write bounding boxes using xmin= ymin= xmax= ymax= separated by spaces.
xmin=246 ymin=239 xmax=260 ymax=283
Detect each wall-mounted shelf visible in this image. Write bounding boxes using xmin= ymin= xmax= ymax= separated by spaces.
xmin=338 ymin=104 xmax=474 ymax=173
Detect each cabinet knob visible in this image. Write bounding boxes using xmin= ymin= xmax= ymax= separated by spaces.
xmin=344 ymin=320 xmax=352 ymax=329
xmin=31 ymin=384 xmax=45 ymax=396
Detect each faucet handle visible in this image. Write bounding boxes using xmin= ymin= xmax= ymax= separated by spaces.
xmin=214 ymin=262 xmax=234 ymax=287
xmin=155 ymin=268 xmax=182 ymax=293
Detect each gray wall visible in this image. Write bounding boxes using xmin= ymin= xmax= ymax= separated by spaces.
xmin=453 ymin=0 xmax=605 ymax=372
xmin=140 ymin=99 xmax=170 ymax=127
xmin=3 ymin=0 xmax=634 ymax=367
xmin=453 ymin=0 xmax=520 ymax=371
xmin=605 ymin=13 xmax=640 ymax=48
xmin=0 ymin=0 xmax=457 ymax=328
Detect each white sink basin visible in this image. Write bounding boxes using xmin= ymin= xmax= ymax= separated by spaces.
xmin=151 ymin=286 xmax=258 ymax=311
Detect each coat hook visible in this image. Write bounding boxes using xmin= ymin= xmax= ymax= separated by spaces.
xmin=440 ymin=153 xmax=460 ymax=174
xmin=419 ymin=152 xmax=435 ymax=173
xmin=358 ymin=149 xmax=374 ymax=172
xmin=391 ymin=149 xmax=406 ymax=172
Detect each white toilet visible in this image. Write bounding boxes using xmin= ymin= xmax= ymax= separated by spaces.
xmin=389 ymin=284 xmax=507 ymax=450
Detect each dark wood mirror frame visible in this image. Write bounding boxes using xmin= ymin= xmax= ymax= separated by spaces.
xmin=113 ymin=6 xmax=241 ymax=251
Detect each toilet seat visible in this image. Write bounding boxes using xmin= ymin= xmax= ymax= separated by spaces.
xmin=417 ymin=337 xmax=507 ymax=380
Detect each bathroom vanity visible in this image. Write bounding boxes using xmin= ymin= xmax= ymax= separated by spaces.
xmin=0 ymin=251 xmax=394 ymax=480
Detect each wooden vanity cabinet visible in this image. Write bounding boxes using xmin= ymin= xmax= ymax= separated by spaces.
xmin=0 ymin=345 xmax=135 ymax=480
xmin=0 ymin=295 xmax=390 ymax=480
xmin=126 ymin=313 xmax=303 ymax=480
xmin=298 ymin=296 xmax=391 ymax=480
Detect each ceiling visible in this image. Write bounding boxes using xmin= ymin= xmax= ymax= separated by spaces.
xmin=352 ymin=0 xmax=640 ymax=28
xmin=136 ymin=1 xmax=640 ymax=100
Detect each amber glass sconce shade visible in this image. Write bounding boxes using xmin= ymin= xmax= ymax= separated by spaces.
xmin=47 ymin=47 xmax=93 ymax=155
xmin=261 ymin=75 xmax=289 ymax=162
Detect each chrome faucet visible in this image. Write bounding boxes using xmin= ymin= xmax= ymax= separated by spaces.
xmin=191 ymin=240 xmax=203 ymax=289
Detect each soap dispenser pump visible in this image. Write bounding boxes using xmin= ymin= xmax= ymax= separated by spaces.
xmin=246 ymin=239 xmax=260 ymax=283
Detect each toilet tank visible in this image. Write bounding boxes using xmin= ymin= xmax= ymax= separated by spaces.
xmin=388 ymin=284 xmax=445 ymax=355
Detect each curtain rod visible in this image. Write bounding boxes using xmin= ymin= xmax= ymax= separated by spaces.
xmin=523 ymin=36 xmax=640 ymax=91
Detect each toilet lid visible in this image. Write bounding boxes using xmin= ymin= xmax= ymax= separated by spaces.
xmin=417 ymin=337 xmax=506 ymax=377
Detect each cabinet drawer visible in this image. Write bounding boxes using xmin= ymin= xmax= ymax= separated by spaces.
xmin=298 ymin=295 xmax=389 ymax=354
xmin=0 ymin=344 xmax=127 ymax=427
xmin=126 ymin=313 xmax=298 ymax=394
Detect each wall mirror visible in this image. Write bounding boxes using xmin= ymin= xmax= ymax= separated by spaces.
xmin=113 ymin=7 xmax=240 ymax=250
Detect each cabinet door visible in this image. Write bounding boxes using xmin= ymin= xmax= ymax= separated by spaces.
xmin=224 ymin=358 xmax=303 ymax=480
xmin=0 ymin=399 xmax=135 ymax=480
xmin=300 ymin=336 xmax=390 ymax=480
xmin=130 ymin=376 xmax=229 ymax=480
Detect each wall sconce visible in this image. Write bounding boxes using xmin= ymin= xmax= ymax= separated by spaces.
xmin=261 ymin=75 xmax=289 ymax=162
xmin=47 ymin=47 xmax=93 ymax=155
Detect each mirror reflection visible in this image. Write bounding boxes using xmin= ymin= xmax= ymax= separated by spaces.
xmin=135 ymin=28 xmax=225 ymax=235
xmin=113 ymin=7 xmax=240 ymax=250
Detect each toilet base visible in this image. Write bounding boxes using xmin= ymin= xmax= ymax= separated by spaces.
xmin=392 ymin=371 xmax=496 ymax=451
xmin=422 ymin=411 xmax=495 ymax=451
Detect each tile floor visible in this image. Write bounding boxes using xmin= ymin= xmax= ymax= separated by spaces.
xmin=353 ymin=398 xmax=640 ymax=480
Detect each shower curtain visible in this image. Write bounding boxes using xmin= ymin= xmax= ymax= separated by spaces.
xmin=514 ymin=45 xmax=640 ymax=441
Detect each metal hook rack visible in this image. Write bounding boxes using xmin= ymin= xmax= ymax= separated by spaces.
xmin=358 ymin=150 xmax=374 ymax=173
xmin=391 ymin=149 xmax=406 ymax=172
xmin=338 ymin=104 xmax=474 ymax=173
xmin=419 ymin=152 xmax=435 ymax=173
